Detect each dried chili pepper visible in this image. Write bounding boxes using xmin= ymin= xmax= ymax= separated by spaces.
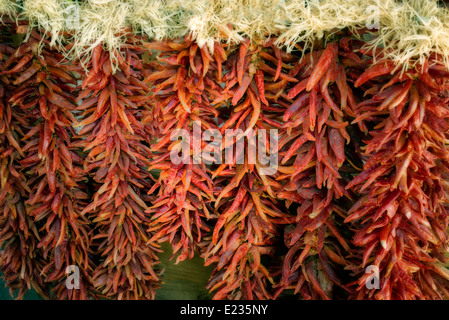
xmin=0 ymin=24 xmax=49 ymax=299
xmin=1 ymin=25 xmax=97 ymax=300
xmin=344 ymin=34 xmax=449 ymax=299
xmin=74 ymin=37 xmax=162 ymax=300
xmin=0 ymin=14 xmax=448 ymax=302
xmin=143 ymin=37 xmax=226 ymax=264
xmin=270 ymin=39 xmax=355 ymax=300
xmin=201 ymin=40 xmax=296 ymax=300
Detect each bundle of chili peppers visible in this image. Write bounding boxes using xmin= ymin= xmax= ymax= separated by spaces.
xmin=0 ymin=22 xmax=95 ymax=299
xmin=0 ymin=18 xmax=448 ymax=301
xmin=343 ymin=37 xmax=449 ymax=299
xmin=73 ymin=34 xmax=163 ymax=300
xmin=0 ymin=22 xmax=47 ymax=300
xmin=143 ymin=38 xmax=221 ymax=264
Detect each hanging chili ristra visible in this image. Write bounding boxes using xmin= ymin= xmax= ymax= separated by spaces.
xmin=74 ymin=34 xmax=162 ymax=300
xmin=143 ymin=37 xmax=224 ymax=263
xmin=270 ymin=39 xmax=356 ymax=300
xmin=1 ymin=25 xmax=96 ymax=299
xmin=0 ymin=22 xmax=49 ymax=300
xmin=344 ymin=33 xmax=449 ymax=299
xmin=202 ymin=39 xmax=296 ymax=300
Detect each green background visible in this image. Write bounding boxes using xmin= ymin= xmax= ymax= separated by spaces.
xmin=0 ymin=242 xmax=214 ymax=300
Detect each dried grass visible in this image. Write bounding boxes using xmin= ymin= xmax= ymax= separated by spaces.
xmin=274 ymin=0 xmax=377 ymax=52
xmin=180 ymin=0 xmax=290 ymax=51
xmin=68 ymin=0 xmax=131 ymax=72
xmin=9 ymin=0 xmax=449 ymax=70
xmin=21 ymin=0 xmax=75 ymax=48
xmin=363 ymin=0 xmax=449 ymax=70
xmin=128 ymin=0 xmax=184 ymax=41
xmin=0 ymin=0 xmax=18 ymax=18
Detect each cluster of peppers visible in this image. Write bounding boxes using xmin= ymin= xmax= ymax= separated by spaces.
xmin=0 ymin=21 xmax=448 ymax=300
